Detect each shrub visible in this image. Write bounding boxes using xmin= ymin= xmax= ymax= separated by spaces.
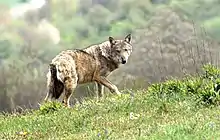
xmin=38 ymin=101 xmax=65 ymax=115
xmin=148 ymin=64 xmax=220 ymax=106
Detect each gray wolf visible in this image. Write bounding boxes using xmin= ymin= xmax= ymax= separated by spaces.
xmin=44 ymin=34 xmax=133 ymax=107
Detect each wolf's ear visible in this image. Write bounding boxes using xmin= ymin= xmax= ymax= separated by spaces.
xmin=109 ymin=36 xmax=116 ymax=45
xmin=125 ymin=34 xmax=131 ymax=43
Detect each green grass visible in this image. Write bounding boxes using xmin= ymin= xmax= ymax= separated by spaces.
xmin=1 ymin=90 xmax=220 ymax=140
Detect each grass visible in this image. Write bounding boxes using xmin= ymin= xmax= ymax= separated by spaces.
xmin=1 ymin=90 xmax=220 ymax=140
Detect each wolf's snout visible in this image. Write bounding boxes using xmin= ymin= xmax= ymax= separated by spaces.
xmin=121 ymin=57 xmax=127 ymax=64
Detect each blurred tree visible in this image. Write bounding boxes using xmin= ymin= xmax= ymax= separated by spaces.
xmin=86 ymin=4 xmax=111 ymax=35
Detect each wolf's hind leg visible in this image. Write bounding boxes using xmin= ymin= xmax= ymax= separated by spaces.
xmin=62 ymin=77 xmax=77 ymax=107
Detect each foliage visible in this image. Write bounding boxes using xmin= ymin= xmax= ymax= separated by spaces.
xmin=1 ymin=0 xmax=220 ymax=138
xmin=1 ymin=0 xmax=220 ymax=112
xmin=1 ymin=90 xmax=220 ymax=139
xmin=203 ymin=17 xmax=220 ymax=40
xmin=0 ymin=0 xmax=22 ymax=6
xmin=38 ymin=101 xmax=64 ymax=115
xmin=148 ymin=64 xmax=220 ymax=106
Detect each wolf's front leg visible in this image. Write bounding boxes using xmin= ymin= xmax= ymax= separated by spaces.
xmin=95 ymin=77 xmax=122 ymax=95
xmin=96 ymin=82 xmax=104 ymax=98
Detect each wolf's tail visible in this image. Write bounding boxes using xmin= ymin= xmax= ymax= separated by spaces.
xmin=48 ymin=63 xmax=64 ymax=99
xmin=49 ymin=63 xmax=57 ymax=79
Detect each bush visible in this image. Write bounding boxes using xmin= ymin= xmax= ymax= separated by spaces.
xmin=148 ymin=64 xmax=220 ymax=106
xmin=38 ymin=101 xmax=65 ymax=115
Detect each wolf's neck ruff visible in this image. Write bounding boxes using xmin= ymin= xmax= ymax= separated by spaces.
xmin=98 ymin=41 xmax=112 ymax=58
xmin=83 ymin=40 xmax=119 ymax=68
xmin=83 ymin=41 xmax=111 ymax=57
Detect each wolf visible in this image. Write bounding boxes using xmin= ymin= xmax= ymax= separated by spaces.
xmin=44 ymin=34 xmax=133 ymax=107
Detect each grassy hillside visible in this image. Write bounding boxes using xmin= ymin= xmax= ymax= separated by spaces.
xmin=1 ymin=91 xmax=220 ymax=139
xmin=1 ymin=65 xmax=220 ymax=140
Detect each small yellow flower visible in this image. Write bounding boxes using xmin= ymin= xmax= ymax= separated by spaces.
xmin=16 ymin=131 xmax=28 ymax=137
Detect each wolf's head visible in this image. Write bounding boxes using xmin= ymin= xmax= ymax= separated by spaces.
xmin=109 ymin=34 xmax=133 ymax=65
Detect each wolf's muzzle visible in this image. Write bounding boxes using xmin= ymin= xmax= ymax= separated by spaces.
xmin=121 ymin=57 xmax=127 ymax=64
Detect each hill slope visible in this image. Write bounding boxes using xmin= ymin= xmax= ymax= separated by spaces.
xmin=1 ymin=88 xmax=220 ymax=139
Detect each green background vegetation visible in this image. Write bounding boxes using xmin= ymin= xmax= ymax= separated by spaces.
xmin=1 ymin=0 xmax=220 ymax=138
xmin=1 ymin=64 xmax=220 ymax=139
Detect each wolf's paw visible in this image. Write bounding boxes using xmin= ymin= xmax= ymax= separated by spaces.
xmin=116 ymin=91 xmax=122 ymax=97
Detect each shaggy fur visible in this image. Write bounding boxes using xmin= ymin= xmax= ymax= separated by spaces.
xmin=44 ymin=34 xmax=133 ymax=107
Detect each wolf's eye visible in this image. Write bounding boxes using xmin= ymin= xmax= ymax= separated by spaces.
xmin=124 ymin=49 xmax=128 ymax=51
